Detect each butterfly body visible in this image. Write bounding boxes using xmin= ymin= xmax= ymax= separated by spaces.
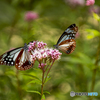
xmin=54 ymin=24 xmax=78 ymax=54
xmin=0 ymin=43 xmax=34 ymax=70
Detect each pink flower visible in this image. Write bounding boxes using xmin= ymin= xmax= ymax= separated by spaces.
xmin=28 ymin=41 xmax=62 ymax=71
xmin=75 ymin=32 xmax=80 ymax=38
xmin=65 ymin=0 xmax=85 ymax=7
xmin=89 ymin=5 xmax=100 ymax=14
xmin=25 ymin=11 xmax=38 ymax=21
xmin=28 ymin=41 xmax=47 ymax=52
xmin=86 ymin=0 xmax=95 ymax=6
xmin=38 ymin=63 xmax=46 ymax=69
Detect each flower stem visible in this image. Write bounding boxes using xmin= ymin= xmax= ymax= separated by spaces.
xmin=41 ymin=60 xmax=54 ymax=99
xmin=16 ymin=70 xmax=22 ymax=100
xmin=44 ymin=61 xmax=54 ymax=84
xmin=41 ymin=70 xmax=45 ymax=98
xmin=89 ymin=37 xmax=100 ymax=100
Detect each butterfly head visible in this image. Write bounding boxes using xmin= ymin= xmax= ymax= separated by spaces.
xmin=53 ymin=45 xmax=58 ymax=49
xmin=23 ymin=43 xmax=28 ymax=50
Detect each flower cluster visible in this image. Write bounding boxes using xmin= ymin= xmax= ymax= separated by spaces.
xmin=25 ymin=11 xmax=38 ymax=22
xmin=86 ymin=0 xmax=95 ymax=6
xmin=65 ymin=0 xmax=85 ymax=7
xmin=89 ymin=5 xmax=100 ymax=14
xmin=28 ymin=41 xmax=47 ymax=51
xmin=28 ymin=41 xmax=62 ymax=70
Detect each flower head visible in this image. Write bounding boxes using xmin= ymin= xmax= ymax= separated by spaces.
xmin=25 ymin=11 xmax=38 ymax=22
xmin=65 ymin=0 xmax=85 ymax=7
xmin=28 ymin=41 xmax=47 ymax=52
xmin=28 ymin=41 xmax=62 ymax=70
xmin=89 ymin=5 xmax=100 ymax=14
xmin=75 ymin=32 xmax=80 ymax=38
xmin=86 ymin=0 xmax=95 ymax=6
xmin=38 ymin=63 xmax=46 ymax=69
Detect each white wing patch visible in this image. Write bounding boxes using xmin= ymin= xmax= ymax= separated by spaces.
xmin=58 ymin=35 xmax=69 ymax=44
xmin=10 ymin=48 xmax=22 ymax=55
xmin=13 ymin=51 xmax=21 ymax=61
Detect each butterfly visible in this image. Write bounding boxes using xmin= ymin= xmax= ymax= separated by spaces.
xmin=0 ymin=43 xmax=34 ymax=70
xmin=54 ymin=24 xmax=78 ymax=54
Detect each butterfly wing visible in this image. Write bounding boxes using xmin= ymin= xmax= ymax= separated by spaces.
xmin=56 ymin=24 xmax=78 ymax=45
xmin=57 ymin=39 xmax=76 ymax=54
xmin=15 ymin=48 xmax=34 ymax=70
xmin=54 ymin=24 xmax=78 ymax=54
xmin=0 ymin=47 xmax=22 ymax=66
xmin=0 ymin=43 xmax=34 ymax=70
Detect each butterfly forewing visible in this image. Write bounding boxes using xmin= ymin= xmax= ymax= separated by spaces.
xmin=0 ymin=47 xmax=22 ymax=66
xmin=57 ymin=24 xmax=78 ymax=45
xmin=54 ymin=24 xmax=78 ymax=54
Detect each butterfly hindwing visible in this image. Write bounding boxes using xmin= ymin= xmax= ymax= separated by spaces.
xmin=58 ymin=39 xmax=76 ymax=54
xmin=15 ymin=49 xmax=33 ymax=70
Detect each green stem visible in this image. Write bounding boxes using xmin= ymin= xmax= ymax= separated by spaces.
xmin=44 ymin=64 xmax=49 ymax=71
xmin=16 ymin=70 xmax=22 ymax=100
xmin=41 ymin=60 xmax=55 ymax=99
xmin=89 ymin=37 xmax=100 ymax=100
xmin=44 ymin=61 xmax=54 ymax=84
xmin=41 ymin=70 xmax=45 ymax=98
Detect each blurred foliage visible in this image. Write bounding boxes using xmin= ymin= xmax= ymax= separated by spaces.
xmin=0 ymin=0 xmax=100 ymax=100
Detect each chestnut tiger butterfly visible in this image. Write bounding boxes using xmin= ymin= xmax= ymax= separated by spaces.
xmin=54 ymin=24 xmax=78 ymax=54
xmin=0 ymin=42 xmax=34 ymax=70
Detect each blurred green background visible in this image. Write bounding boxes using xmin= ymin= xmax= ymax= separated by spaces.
xmin=0 ymin=0 xmax=100 ymax=100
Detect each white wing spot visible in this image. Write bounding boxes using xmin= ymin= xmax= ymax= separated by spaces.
xmin=9 ymin=59 xmax=12 ymax=61
xmin=2 ymin=53 xmax=7 ymax=58
xmin=11 ymin=62 xmax=13 ymax=65
xmin=8 ymin=56 xmax=10 ymax=58
xmin=6 ymin=58 xmax=8 ymax=60
xmin=18 ymin=66 xmax=20 ymax=67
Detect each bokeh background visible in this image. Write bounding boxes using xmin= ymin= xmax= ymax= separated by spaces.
xmin=0 ymin=0 xmax=100 ymax=100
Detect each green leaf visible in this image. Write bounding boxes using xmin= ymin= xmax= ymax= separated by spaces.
xmin=27 ymin=90 xmax=41 ymax=95
xmin=41 ymin=94 xmax=45 ymax=100
xmin=93 ymin=13 xmax=100 ymax=21
xmin=27 ymin=80 xmax=41 ymax=85
xmin=86 ymin=29 xmax=100 ymax=39
xmin=43 ymin=91 xmax=50 ymax=94
xmin=5 ymin=70 xmax=16 ymax=76
xmin=23 ymin=73 xmax=41 ymax=82
xmin=70 ymin=53 xmax=93 ymax=66
xmin=44 ymin=77 xmax=51 ymax=84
